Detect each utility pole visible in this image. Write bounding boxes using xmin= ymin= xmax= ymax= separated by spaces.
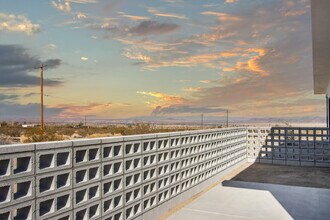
xmin=40 ymin=64 xmax=44 ymax=130
xmin=84 ymin=116 xmax=87 ymax=126
xmin=226 ymin=109 xmax=229 ymax=128
xmin=201 ymin=114 xmax=204 ymax=129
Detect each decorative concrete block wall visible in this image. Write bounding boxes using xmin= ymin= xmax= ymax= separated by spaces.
xmin=247 ymin=127 xmax=330 ymax=167
xmin=0 ymin=128 xmax=247 ymax=220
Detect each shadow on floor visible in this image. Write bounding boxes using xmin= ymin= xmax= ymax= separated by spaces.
xmin=222 ymin=180 xmax=330 ymax=220
xmin=230 ymin=163 xmax=330 ymax=189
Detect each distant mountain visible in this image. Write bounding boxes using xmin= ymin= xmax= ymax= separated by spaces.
xmin=1 ymin=115 xmax=325 ymax=125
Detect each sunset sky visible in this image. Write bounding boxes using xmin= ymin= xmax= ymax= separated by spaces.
xmin=0 ymin=0 xmax=325 ymax=120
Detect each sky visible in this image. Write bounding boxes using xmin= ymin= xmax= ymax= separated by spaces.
xmin=0 ymin=0 xmax=325 ymax=121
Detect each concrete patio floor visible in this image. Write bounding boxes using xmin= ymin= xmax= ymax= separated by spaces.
xmin=165 ymin=163 xmax=330 ymax=220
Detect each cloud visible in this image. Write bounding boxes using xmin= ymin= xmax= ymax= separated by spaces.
xmin=183 ymin=87 xmax=203 ymax=92
xmin=280 ymin=0 xmax=309 ymax=17
xmin=148 ymin=8 xmax=187 ymax=20
xmin=129 ymin=20 xmax=180 ymax=36
xmin=83 ymin=18 xmax=180 ymax=38
xmin=134 ymin=1 xmax=321 ymax=118
xmin=0 ymin=102 xmax=64 ymax=119
xmin=81 ymin=56 xmax=89 ymax=61
xmin=152 ymin=105 xmax=227 ymax=115
xmin=222 ymin=48 xmax=268 ymax=76
xmin=52 ymin=0 xmax=97 ymax=13
xmin=118 ymin=13 xmax=149 ymax=21
xmin=70 ymin=0 xmax=98 ymax=3
xmin=225 ymin=0 xmax=239 ymax=4
xmin=76 ymin=12 xmax=87 ymax=19
xmin=57 ymin=0 xmax=322 ymax=118
xmin=0 ymin=13 xmax=40 ymax=35
xmin=123 ymin=51 xmax=152 ymax=63
xmin=46 ymin=43 xmax=57 ymax=49
xmin=124 ymin=46 xmax=267 ymax=72
xmin=56 ymin=102 xmax=113 ymax=118
xmin=201 ymin=11 xmax=241 ymax=22
xmin=52 ymin=0 xmax=71 ymax=13
xmin=0 ymin=44 xmax=62 ymax=87
xmin=23 ymin=93 xmax=39 ymax=98
xmin=0 ymin=94 xmax=19 ymax=101
xmin=137 ymin=91 xmax=186 ymax=107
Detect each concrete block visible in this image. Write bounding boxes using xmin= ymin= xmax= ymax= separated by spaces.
xmin=36 ymin=190 xmax=72 ymax=220
xmin=125 ymin=201 xmax=142 ymax=220
xmin=124 ymin=185 xmax=142 ymax=207
xmin=73 ymin=145 xmax=101 ymax=167
xmin=103 ymin=159 xmax=124 ymax=180
xmin=0 ymin=152 xmax=34 ymax=181
xmin=100 ymin=136 xmax=124 ymax=144
xmin=74 ymin=182 xmax=101 ymax=208
xmin=142 ymin=180 xmax=157 ymax=198
xmin=102 ymin=143 xmax=124 ymax=161
xmin=74 ymin=200 xmax=101 ymax=220
xmin=0 ymin=199 xmax=35 ymax=220
xmin=35 ymin=141 xmax=72 ymax=150
xmin=72 ymin=138 xmax=101 ymax=147
xmin=124 ymin=156 xmax=142 ymax=174
xmin=103 ymin=192 xmax=124 ymax=217
xmin=123 ymin=135 xmax=142 ymax=141
xmin=124 ymin=171 xmax=142 ymax=190
xmin=142 ymin=167 xmax=157 ymax=183
xmin=0 ymin=176 xmax=35 ymax=208
xmin=51 ymin=211 xmax=73 ymax=220
xmin=36 ymin=148 xmax=72 ymax=174
xmin=124 ymin=141 xmax=142 ymax=157
xmin=142 ymin=153 xmax=157 ymax=169
xmin=74 ymin=164 xmax=101 ymax=187
xmin=102 ymin=177 xmax=124 ymax=198
xmin=36 ymin=169 xmax=72 ymax=197
xmin=142 ymin=139 xmax=157 ymax=154
xmin=0 ymin=143 xmax=34 ymax=154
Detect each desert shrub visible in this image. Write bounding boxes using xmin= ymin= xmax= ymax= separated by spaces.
xmin=23 ymin=128 xmax=64 ymax=143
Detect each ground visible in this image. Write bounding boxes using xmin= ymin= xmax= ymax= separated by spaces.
xmin=165 ymin=163 xmax=330 ymax=220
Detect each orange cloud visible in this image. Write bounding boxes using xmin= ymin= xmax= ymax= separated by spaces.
xmin=52 ymin=0 xmax=71 ymax=13
xmin=148 ymin=8 xmax=187 ymax=20
xmin=137 ymin=91 xmax=186 ymax=107
xmin=183 ymin=87 xmax=203 ymax=92
xmin=147 ymin=50 xmax=241 ymax=69
xmin=225 ymin=0 xmax=239 ymax=4
xmin=123 ymin=51 xmax=152 ymax=63
xmin=121 ymin=14 xmax=149 ymax=21
xmin=201 ymin=11 xmax=241 ymax=22
xmin=200 ymin=80 xmax=211 ymax=84
xmin=222 ymin=48 xmax=268 ymax=76
xmin=56 ymin=102 xmax=112 ymax=118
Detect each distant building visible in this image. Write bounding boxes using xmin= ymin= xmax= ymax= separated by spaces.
xmin=22 ymin=124 xmax=40 ymax=128
xmin=311 ymin=0 xmax=330 ymax=127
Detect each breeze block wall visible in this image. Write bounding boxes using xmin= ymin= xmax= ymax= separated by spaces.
xmin=0 ymin=128 xmax=247 ymax=220
xmin=247 ymin=127 xmax=330 ymax=167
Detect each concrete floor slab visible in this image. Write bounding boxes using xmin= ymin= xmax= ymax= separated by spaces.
xmin=167 ymin=181 xmax=330 ymax=220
